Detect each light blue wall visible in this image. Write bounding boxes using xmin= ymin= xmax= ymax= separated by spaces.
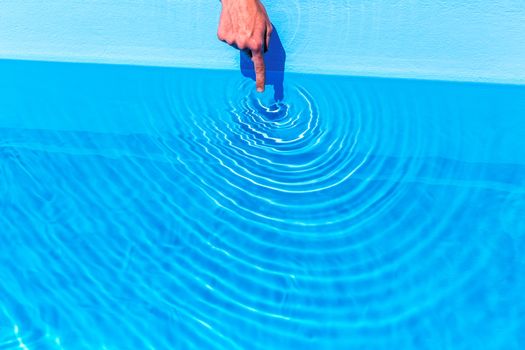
xmin=1 ymin=0 xmax=524 ymax=83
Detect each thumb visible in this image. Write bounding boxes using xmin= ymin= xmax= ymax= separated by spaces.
xmin=251 ymin=50 xmax=266 ymax=92
xmin=265 ymin=24 xmax=273 ymax=52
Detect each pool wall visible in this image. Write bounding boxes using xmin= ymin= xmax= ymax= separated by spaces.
xmin=1 ymin=1 xmax=524 ymax=84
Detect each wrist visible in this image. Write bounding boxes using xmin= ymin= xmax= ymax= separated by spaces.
xmin=222 ymin=0 xmax=259 ymax=5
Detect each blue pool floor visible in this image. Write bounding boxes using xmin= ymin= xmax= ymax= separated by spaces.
xmin=1 ymin=59 xmax=525 ymax=349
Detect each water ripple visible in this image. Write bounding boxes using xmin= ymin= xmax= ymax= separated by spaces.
xmin=1 ymin=61 xmax=525 ymax=349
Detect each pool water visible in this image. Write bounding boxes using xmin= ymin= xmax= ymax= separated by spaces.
xmin=1 ymin=59 xmax=525 ymax=349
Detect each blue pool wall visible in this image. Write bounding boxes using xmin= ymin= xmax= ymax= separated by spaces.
xmin=1 ymin=0 xmax=524 ymax=84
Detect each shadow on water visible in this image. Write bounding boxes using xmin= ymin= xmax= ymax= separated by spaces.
xmin=240 ymin=26 xmax=286 ymax=101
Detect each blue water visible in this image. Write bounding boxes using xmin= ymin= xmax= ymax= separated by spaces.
xmin=1 ymin=59 xmax=525 ymax=349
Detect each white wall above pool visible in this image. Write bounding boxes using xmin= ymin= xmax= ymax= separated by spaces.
xmin=1 ymin=0 xmax=524 ymax=84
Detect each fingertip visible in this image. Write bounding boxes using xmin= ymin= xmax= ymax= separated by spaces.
xmin=255 ymin=73 xmax=265 ymax=92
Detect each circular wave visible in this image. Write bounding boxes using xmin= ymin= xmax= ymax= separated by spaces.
xmin=2 ymin=68 xmax=513 ymax=349
xmin=134 ymin=73 xmax=498 ymax=349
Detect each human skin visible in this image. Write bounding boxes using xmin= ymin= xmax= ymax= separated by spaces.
xmin=218 ymin=0 xmax=273 ymax=92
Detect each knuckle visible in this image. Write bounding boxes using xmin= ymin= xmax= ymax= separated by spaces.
xmin=217 ymin=30 xmax=226 ymax=41
xmin=253 ymin=59 xmax=265 ymax=71
xmin=250 ymin=40 xmax=263 ymax=52
xmin=237 ymin=39 xmax=247 ymax=50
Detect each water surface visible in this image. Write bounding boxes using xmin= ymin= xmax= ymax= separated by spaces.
xmin=1 ymin=60 xmax=525 ymax=349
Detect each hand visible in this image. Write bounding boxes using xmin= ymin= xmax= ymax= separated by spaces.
xmin=218 ymin=0 xmax=273 ymax=92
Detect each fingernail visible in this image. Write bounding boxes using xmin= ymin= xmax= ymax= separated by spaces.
xmin=257 ymin=87 xmax=264 ymax=93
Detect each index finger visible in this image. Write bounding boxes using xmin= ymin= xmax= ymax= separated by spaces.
xmin=251 ymin=50 xmax=266 ymax=93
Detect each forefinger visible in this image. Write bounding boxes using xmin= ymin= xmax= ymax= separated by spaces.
xmin=251 ymin=50 xmax=266 ymax=92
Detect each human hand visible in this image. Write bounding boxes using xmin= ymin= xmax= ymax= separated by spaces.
xmin=218 ymin=0 xmax=273 ymax=92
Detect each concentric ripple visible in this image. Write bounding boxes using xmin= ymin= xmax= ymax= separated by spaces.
xmin=1 ymin=60 xmax=525 ymax=349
